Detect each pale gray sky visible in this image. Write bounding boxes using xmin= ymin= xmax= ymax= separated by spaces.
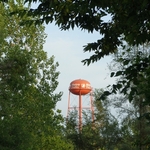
xmin=44 ymin=23 xmax=115 ymax=116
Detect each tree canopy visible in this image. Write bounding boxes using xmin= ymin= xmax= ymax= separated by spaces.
xmin=1 ymin=0 xmax=150 ymax=113
xmin=1 ymin=0 xmax=150 ymax=148
xmin=0 ymin=1 xmax=74 ymax=149
xmin=1 ymin=0 xmax=150 ymax=104
xmin=5 ymin=0 xmax=150 ymax=65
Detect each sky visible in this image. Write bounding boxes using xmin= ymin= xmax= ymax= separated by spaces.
xmin=44 ymin=23 xmax=116 ymax=116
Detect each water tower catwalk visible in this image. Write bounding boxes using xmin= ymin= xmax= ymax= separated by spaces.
xmin=67 ymin=79 xmax=94 ymax=131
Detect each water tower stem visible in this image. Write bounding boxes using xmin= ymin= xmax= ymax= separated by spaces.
xmin=79 ymin=91 xmax=82 ymax=131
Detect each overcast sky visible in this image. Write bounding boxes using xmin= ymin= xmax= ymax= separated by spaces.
xmin=44 ymin=23 xmax=116 ymax=116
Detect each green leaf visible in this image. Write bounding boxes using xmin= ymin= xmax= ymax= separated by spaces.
xmin=110 ymin=72 xmax=115 ymax=77
xmin=116 ymin=83 xmax=122 ymax=89
xmin=123 ymin=59 xmax=130 ymax=66
xmin=115 ymin=71 xmax=123 ymax=77
xmin=100 ymin=91 xmax=111 ymax=100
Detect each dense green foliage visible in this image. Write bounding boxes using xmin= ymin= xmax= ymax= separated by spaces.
xmin=102 ymin=47 xmax=150 ymax=112
xmin=0 ymin=1 xmax=73 ymax=149
xmin=1 ymin=0 xmax=150 ymax=149
xmin=66 ymin=88 xmax=150 ymax=149
xmin=65 ymin=89 xmax=121 ymax=150
xmin=5 ymin=0 xmax=150 ymax=64
xmin=107 ymin=48 xmax=150 ymax=149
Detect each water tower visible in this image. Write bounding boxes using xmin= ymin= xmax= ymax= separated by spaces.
xmin=67 ymin=79 xmax=94 ymax=131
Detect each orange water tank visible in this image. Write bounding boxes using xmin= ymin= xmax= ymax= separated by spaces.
xmin=69 ymin=79 xmax=92 ymax=95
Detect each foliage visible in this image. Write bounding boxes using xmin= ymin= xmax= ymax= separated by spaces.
xmin=2 ymin=0 xmax=150 ymax=101
xmin=65 ymin=89 xmax=121 ymax=150
xmin=101 ymin=47 xmax=150 ymax=103
xmin=0 ymin=1 xmax=73 ymax=149
xmin=1 ymin=0 xmax=150 ymax=148
xmin=2 ymin=0 xmax=150 ymax=65
xmin=6 ymin=0 xmax=150 ymax=107
xmin=105 ymin=47 xmax=150 ymax=149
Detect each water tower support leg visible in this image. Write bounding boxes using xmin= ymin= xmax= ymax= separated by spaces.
xmin=79 ymin=93 xmax=82 ymax=131
xmin=90 ymin=92 xmax=94 ymax=122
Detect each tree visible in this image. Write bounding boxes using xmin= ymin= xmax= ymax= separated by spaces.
xmin=7 ymin=0 xmax=150 ymax=106
xmin=103 ymin=46 xmax=150 ymax=107
xmin=3 ymin=0 xmax=149 ymax=64
xmin=107 ymin=47 xmax=150 ymax=150
xmin=0 ymin=1 xmax=73 ymax=149
xmin=2 ymin=0 xmax=150 ymax=147
xmin=1 ymin=1 xmax=150 ymax=104
xmin=65 ymin=88 xmax=121 ymax=150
